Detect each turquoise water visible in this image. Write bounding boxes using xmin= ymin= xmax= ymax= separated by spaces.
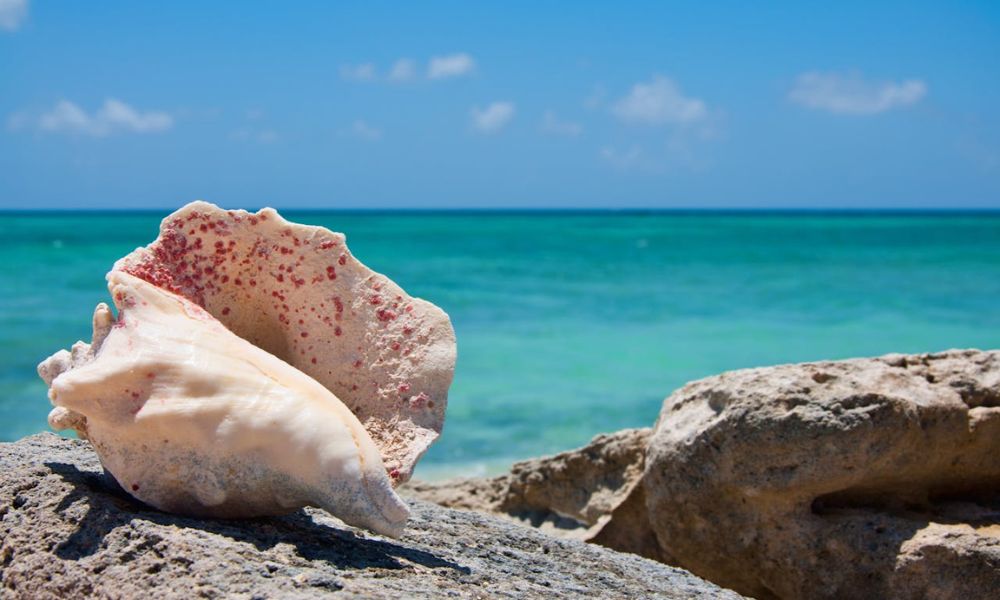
xmin=3 ymin=212 xmax=1000 ymax=478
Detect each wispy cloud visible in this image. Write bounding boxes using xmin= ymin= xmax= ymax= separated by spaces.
xmin=789 ymin=71 xmax=927 ymax=115
xmin=351 ymin=119 xmax=383 ymax=141
xmin=471 ymin=102 xmax=515 ymax=134
xmin=387 ymin=59 xmax=417 ymax=83
xmin=541 ymin=110 xmax=582 ymax=137
xmin=339 ymin=63 xmax=376 ymax=82
xmin=341 ymin=53 xmax=476 ymax=83
xmin=612 ymin=76 xmax=708 ymax=126
xmin=428 ymin=53 xmax=476 ymax=80
xmin=10 ymin=99 xmax=174 ymax=136
xmin=603 ymin=76 xmax=718 ymax=172
xmin=0 ymin=0 xmax=27 ymax=32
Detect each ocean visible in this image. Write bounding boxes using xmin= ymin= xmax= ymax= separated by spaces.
xmin=3 ymin=211 xmax=1000 ymax=479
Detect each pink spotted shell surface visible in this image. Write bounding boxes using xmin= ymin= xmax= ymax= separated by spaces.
xmin=112 ymin=201 xmax=456 ymax=484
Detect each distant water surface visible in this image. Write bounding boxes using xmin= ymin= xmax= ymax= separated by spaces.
xmin=3 ymin=211 xmax=999 ymax=478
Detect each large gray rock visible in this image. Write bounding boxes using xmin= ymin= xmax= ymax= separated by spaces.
xmin=0 ymin=433 xmax=740 ymax=599
xmin=644 ymin=349 xmax=1000 ymax=600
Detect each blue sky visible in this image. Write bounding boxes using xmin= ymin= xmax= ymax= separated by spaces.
xmin=1 ymin=1 xmax=999 ymax=209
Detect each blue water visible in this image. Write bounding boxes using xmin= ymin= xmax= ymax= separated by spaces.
xmin=3 ymin=211 xmax=1000 ymax=478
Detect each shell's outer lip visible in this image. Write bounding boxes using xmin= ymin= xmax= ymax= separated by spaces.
xmin=108 ymin=200 xmax=457 ymax=484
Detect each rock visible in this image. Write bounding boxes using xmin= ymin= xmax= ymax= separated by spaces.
xmin=401 ymin=476 xmax=509 ymax=517
xmin=403 ymin=428 xmax=659 ymax=559
xmin=405 ymin=349 xmax=1000 ymax=599
xmin=498 ymin=428 xmax=649 ymax=530
xmin=0 ymin=434 xmax=741 ymax=599
xmin=891 ymin=522 xmax=1000 ymax=600
xmin=644 ymin=349 xmax=1000 ymax=600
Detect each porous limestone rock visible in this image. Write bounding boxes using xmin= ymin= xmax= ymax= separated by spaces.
xmin=643 ymin=349 xmax=1000 ymax=600
xmin=403 ymin=428 xmax=662 ymax=559
xmin=0 ymin=434 xmax=743 ymax=600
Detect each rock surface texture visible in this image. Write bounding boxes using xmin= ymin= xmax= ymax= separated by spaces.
xmin=403 ymin=428 xmax=663 ymax=560
xmin=644 ymin=349 xmax=1000 ymax=600
xmin=0 ymin=434 xmax=741 ymax=599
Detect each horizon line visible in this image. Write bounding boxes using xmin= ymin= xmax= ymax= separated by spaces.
xmin=2 ymin=206 xmax=1000 ymax=216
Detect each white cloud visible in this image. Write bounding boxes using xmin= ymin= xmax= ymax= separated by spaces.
xmin=0 ymin=0 xmax=27 ymax=32
xmin=19 ymin=99 xmax=174 ymax=136
xmin=541 ymin=110 xmax=582 ymax=136
xmin=37 ymin=102 xmax=90 ymax=133
xmin=612 ymin=76 xmax=708 ymax=126
xmin=471 ymin=102 xmax=515 ymax=134
xmin=351 ymin=119 xmax=382 ymax=141
xmin=789 ymin=71 xmax=927 ymax=115
xmin=388 ymin=59 xmax=417 ymax=83
xmin=602 ymin=77 xmax=720 ymax=173
xmin=428 ymin=53 xmax=476 ymax=80
xmin=339 ymin=63 xmax=376 ymax=82
xmin=97 ymin=99 xmax=173 ymax=133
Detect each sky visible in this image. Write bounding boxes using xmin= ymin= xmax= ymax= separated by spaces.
xmin=1 ymin=1 xmax=999 ymax=209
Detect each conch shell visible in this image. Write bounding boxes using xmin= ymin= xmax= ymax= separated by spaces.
xmin=37 ymin=202 xmax=457 ymax=537
xmin=40 ymin=272 xmax=409 ymax=536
